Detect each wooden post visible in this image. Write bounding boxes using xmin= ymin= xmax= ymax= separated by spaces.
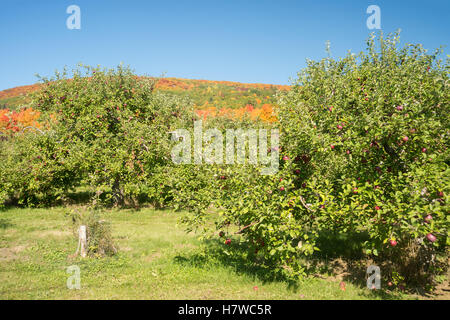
xmin=79 ymin=225 xmax=87 ymax=258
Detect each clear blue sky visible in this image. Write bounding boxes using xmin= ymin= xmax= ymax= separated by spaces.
xmin=0 ymin=0 xmax=448 ymax=90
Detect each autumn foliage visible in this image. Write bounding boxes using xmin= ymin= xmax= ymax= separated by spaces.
xmin=0 ymin=77 xmax=287 ymax=129
xmin=0 ymin=84 xmax=41 ymax=101
xmin=0 ymin=107 xmax=41 ymax=135
xmin=194 ymin=103 xmax=277 ymax=123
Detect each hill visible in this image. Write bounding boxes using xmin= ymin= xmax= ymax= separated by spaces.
xmin=0 ymin=78 xmax=289 ymax=111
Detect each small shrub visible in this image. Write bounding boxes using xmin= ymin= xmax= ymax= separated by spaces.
xmin=68 ymin=210 xmax=117 ymax=257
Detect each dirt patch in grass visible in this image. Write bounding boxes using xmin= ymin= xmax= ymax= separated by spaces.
xmin=431 ymin=281 xmax=450 ymax=299
xmin=424 ymin=262 xmax=450 ymax=300
xmin=0 ymin=245 xmax=27 ymax=261
xmin=143 ymin=251 xmax=162 ymax=262
xmin=34 ymin=230 xmax=71 ymax=238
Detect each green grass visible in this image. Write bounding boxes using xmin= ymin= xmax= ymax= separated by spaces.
xmin=0 ymin=207 xmax=413 ymax=300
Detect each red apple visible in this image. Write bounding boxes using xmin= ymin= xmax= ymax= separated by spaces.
xmin=424 ymin=215 xmax=432 ymax=223
xmin=225 ymin=239 xmax=231 ymax=245
xmin=330 ymin=145 xmax=335 ymax=150
xmin=279 ymin=187 xmax=285 ymax=191
xmin=375 ymin=206 xmax=381 ymax=211
xmin=426 ymin=233 xmax=436 ymax=242
xmin=402 ymin=136 xmax=409 ymax=142
xmin=389 ymin=239 xmax=397 ymax=247
xmin=421 ymin=148 xmax=427 ymax=153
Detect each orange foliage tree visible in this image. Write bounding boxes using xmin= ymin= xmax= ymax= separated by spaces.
xmin=194 ymin=103 xmax=277 ymax=123
xmin=0 ymin=107 xmax=41 ymax=134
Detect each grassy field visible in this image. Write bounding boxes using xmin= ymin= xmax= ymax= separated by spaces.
xmin=0 ymin=207 xmax=414 ymax=300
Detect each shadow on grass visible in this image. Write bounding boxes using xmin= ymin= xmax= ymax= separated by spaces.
xmin=0 ymin=218 xmax=14 ymax=229
xmin=1 ymin=190 xmax=161 ymax=211
xmin=173 ymin=232 xmax=406 ymax=299
xmin=307 ymin=231 xmax=407 ymax=300
xmin=0 ymin=190 xmax=93 ymax=210
xmin=174 ymin=239 xmax=301 ymax=290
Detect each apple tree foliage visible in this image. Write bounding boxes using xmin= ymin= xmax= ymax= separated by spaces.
xmin=178 ymin=32 xmax=449 ymax=283
xmin=0 ymin=65 xmax=193 ymax=206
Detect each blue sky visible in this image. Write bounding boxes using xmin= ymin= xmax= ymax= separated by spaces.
xmin=0 ymin=0 xmax=448 ymax=90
